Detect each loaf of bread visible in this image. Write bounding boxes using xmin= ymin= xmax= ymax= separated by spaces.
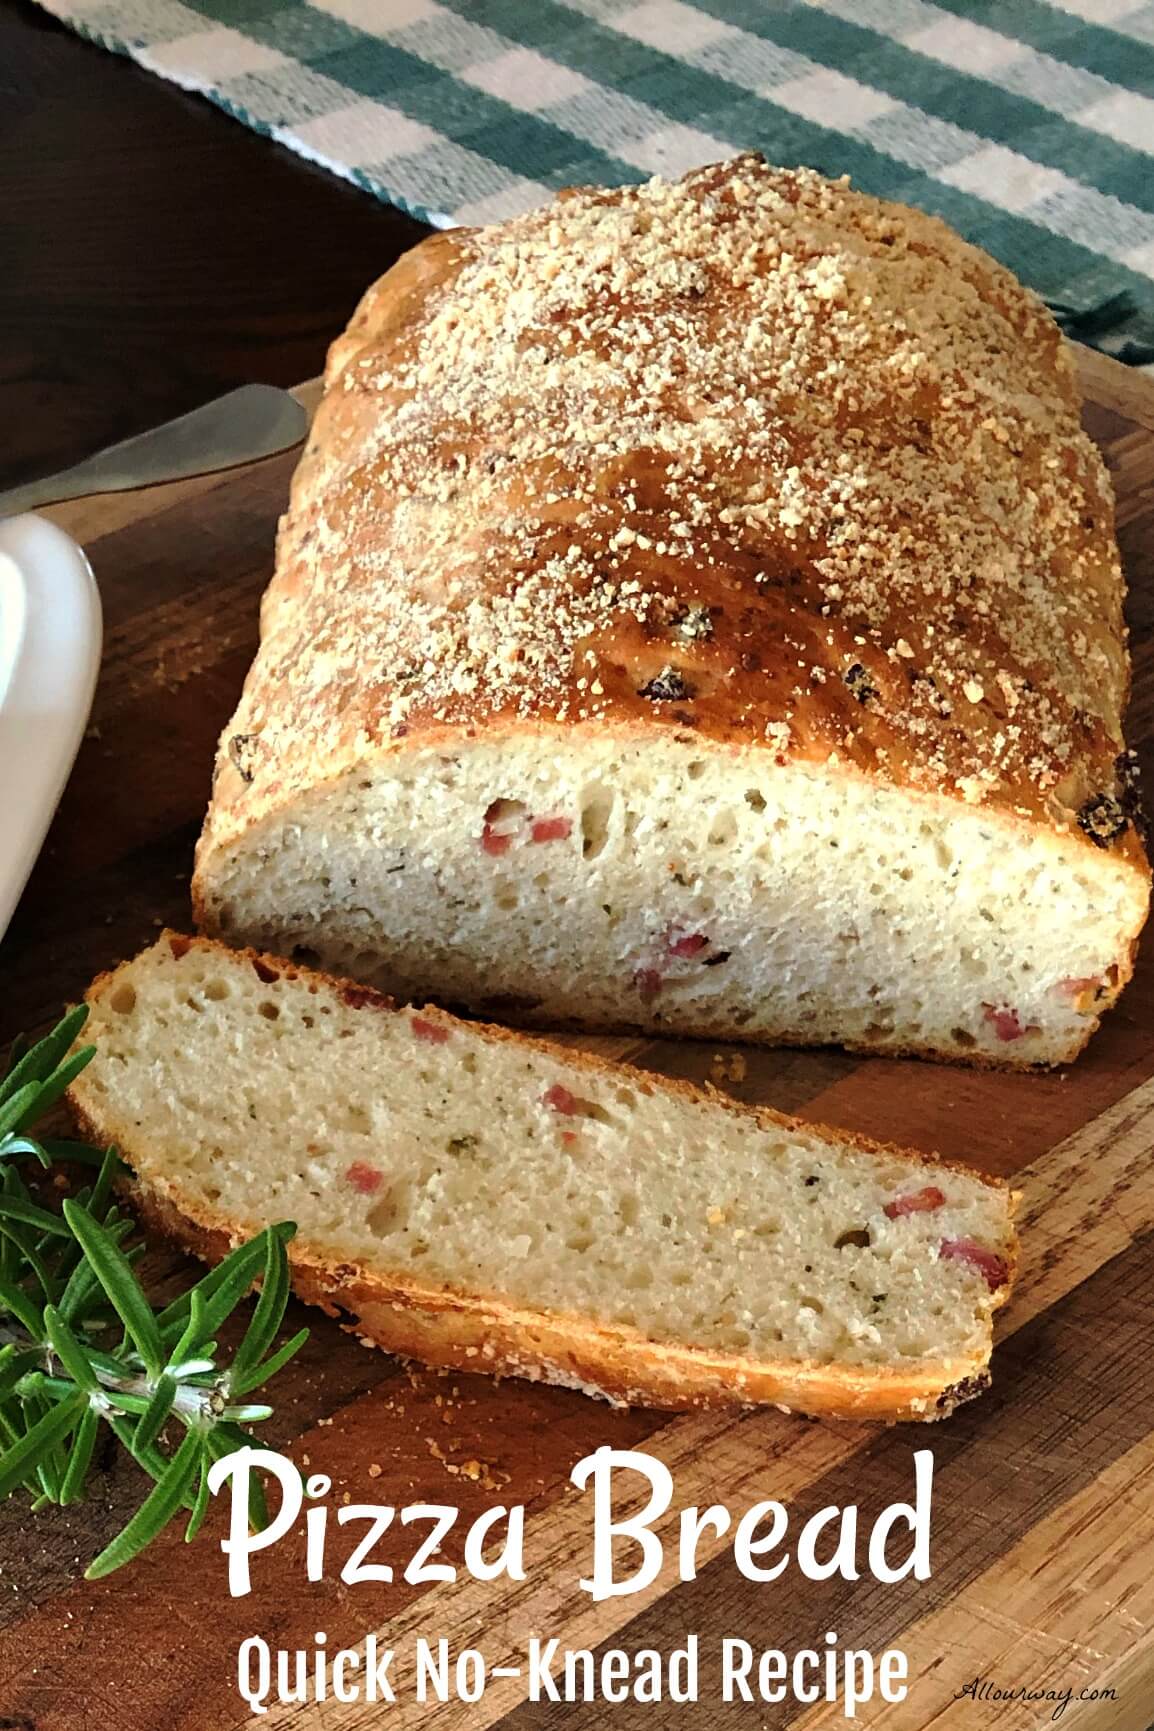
xmin=194 ymin=155 xmax=1149 ymax=1066
xmin=69 ymin=934 xmax=1017 ymax=1421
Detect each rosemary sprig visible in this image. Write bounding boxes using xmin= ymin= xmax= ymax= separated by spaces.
xmin=0 ymin=1007 xmax=308 ymax=1577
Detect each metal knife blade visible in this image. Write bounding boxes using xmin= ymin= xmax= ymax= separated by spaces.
xmin=0 ymin=385 xmax=310 ymax=517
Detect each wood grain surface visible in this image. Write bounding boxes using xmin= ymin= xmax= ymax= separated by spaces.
xmin=0 ymin=346 xmax=1151 ymax=1730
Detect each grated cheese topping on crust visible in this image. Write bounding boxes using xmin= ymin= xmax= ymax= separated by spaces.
xmin=210 ymin=155 xmax=1139 ymax=855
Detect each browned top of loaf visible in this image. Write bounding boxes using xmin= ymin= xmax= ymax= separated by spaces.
xmin=202 ymin=155 xmax=1146 ymax=870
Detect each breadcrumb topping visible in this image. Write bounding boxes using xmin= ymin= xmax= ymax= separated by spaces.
xmin=214 ymin=155 xmax=1136 ymax=844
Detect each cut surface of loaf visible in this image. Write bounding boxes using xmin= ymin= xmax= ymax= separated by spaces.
xmin=69 ymin=934 xmax=1018 ymax=1420
xmin=193 ymin=155 xmax=1149 ymax=1066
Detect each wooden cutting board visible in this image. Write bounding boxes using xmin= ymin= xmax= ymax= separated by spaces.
xmin=1 ymin=350 xmax=1152 ymax=1731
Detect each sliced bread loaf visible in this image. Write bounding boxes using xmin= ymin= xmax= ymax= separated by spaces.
xmin=193 ymin=156 xmax=1149 ymax=1066
xmin=69 ymin=933 xmax=1018 ymax=1421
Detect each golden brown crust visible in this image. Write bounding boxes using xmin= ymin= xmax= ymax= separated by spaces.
xmin=196 ymin=156 xmax=1149 ymax=897
xmin=121 ymin=1180 xmax=993 ymax=1422
xmin=69 ymin=932 xmax=1018 ymax=1424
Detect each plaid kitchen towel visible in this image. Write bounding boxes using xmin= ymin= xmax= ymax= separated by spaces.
xmin=36 ymin=0 xmax=1154 ymax=351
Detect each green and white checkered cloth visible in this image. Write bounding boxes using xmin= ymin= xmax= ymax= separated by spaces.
xmin=38 ymin=0 xmax=1154 ymax=350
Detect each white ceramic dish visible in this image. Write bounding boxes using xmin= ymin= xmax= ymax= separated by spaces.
xmin=0 ymin=515 xmax=102 ymax=943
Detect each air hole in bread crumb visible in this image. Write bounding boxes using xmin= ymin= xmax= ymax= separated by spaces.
xmin=800 ymin=1298 xmax=825 ymax=1315
xmin=618 ymin=1194 xmax=640 ymax=1227
xmin=744 ymin=788 xmax=767 ymax=812
xmin=367 ymin=1185 xmax=408 ymax=1235
xmin=486 ymin=797 xmax=526 ymax=823
xmin=258 ymin=1002 xmax=280 ymax=1021
xmin=544 ymin=1086 xmax=615 ymax=1125
xmin=110 ymin=985 xmax=136 ymax=1015
xmin=834 ymin=1228 xmax=872 ymax=1250
xmin=708 ymin=810 xmax=738 ymax=848
xmin=951 ymin=1027 xmax=976 ymax=1048
xmin=580 ymin=786 xmax=614 ymax=861
xmin=687 ymin=761 xmax=706 ymax=781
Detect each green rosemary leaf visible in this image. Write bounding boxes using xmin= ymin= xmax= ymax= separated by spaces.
xmin=184 ymin=1453 xmax=213 ymax=1544
xmin=11 ymin=1047 xmax=97 ymax=1131
xmin=0 ymin=1009 xmax=302 ymax=1574
xmin=156 ymin=1222 xmax=295 ymax=1343
xmin=30 ymin=1392 xmax=71 ymax=1504
xmin=0 ymin=1275 xmax=46 ymax=1341
xmin=0 ymin=1194 xmax=72 ymax=1238
xmin=230 ymin=1228 xmax=292 ymax=1389
xmin=0 ymin=1389 xmax=86 ymax=1500
xmin=85 ymin=1427 xmax=203 ymax=1580
xmin=56 ymin=1218 xmax=132 ymax=1328
xmin=0 ymin=1085 xmax=47 ymax=1145
xmin=61 ymin=1405 xmax=101 ymax=1505
xmin=86 ymin=1146 xmax=123 ymax=1218
xmin=0 ymin=1225 xmax=56 ymax=1302
xmin=132 ymin=1374 xmax=177 ymax=1457
xmin=23 ymin=1392 xmax=59 ymax=1504
xmin=176 ymin=1231 xmax=278 ymax=1347
xmin=62 ymin=1200 xmax=163 ymax=1377
xmin=0 ymin=1398 xmax=42 ymax=1497
xmin=230 ymin=1327 xmax=309 ymax=1398
xmin=106 ymin=1413 xmax=174 ymax=1492
xmin=43 ymin=1305 xmax=101 ymax=1394
xmin=39 ymin=1138 xmax=118 ymax=1169
xmin=98 ymin=1388 xmax=153 ymax=1418
xmin=169 ymin=1356 xmax=217 ymax=1381
xmin=17 ymin=1372 xmax=77 ymax=1402
xmin=0 ymin=1391 xmax=22 ymax=1443
xmin=0 ymin=1006 xmax=89 ymax=1105
xmin=165 ymin=1288 xmax=206 ymax=1371
xmin=0 ymin=1137 xmax=51 ymax=1168
xmin=2 ymin=1033 xmax=28 ymax=1081
xmin=0 ymin=1347 xmax=42 ymax=1404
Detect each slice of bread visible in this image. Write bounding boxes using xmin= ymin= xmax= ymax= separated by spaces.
xmin=68 ymin=933 xmax=1018 ymax=1421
